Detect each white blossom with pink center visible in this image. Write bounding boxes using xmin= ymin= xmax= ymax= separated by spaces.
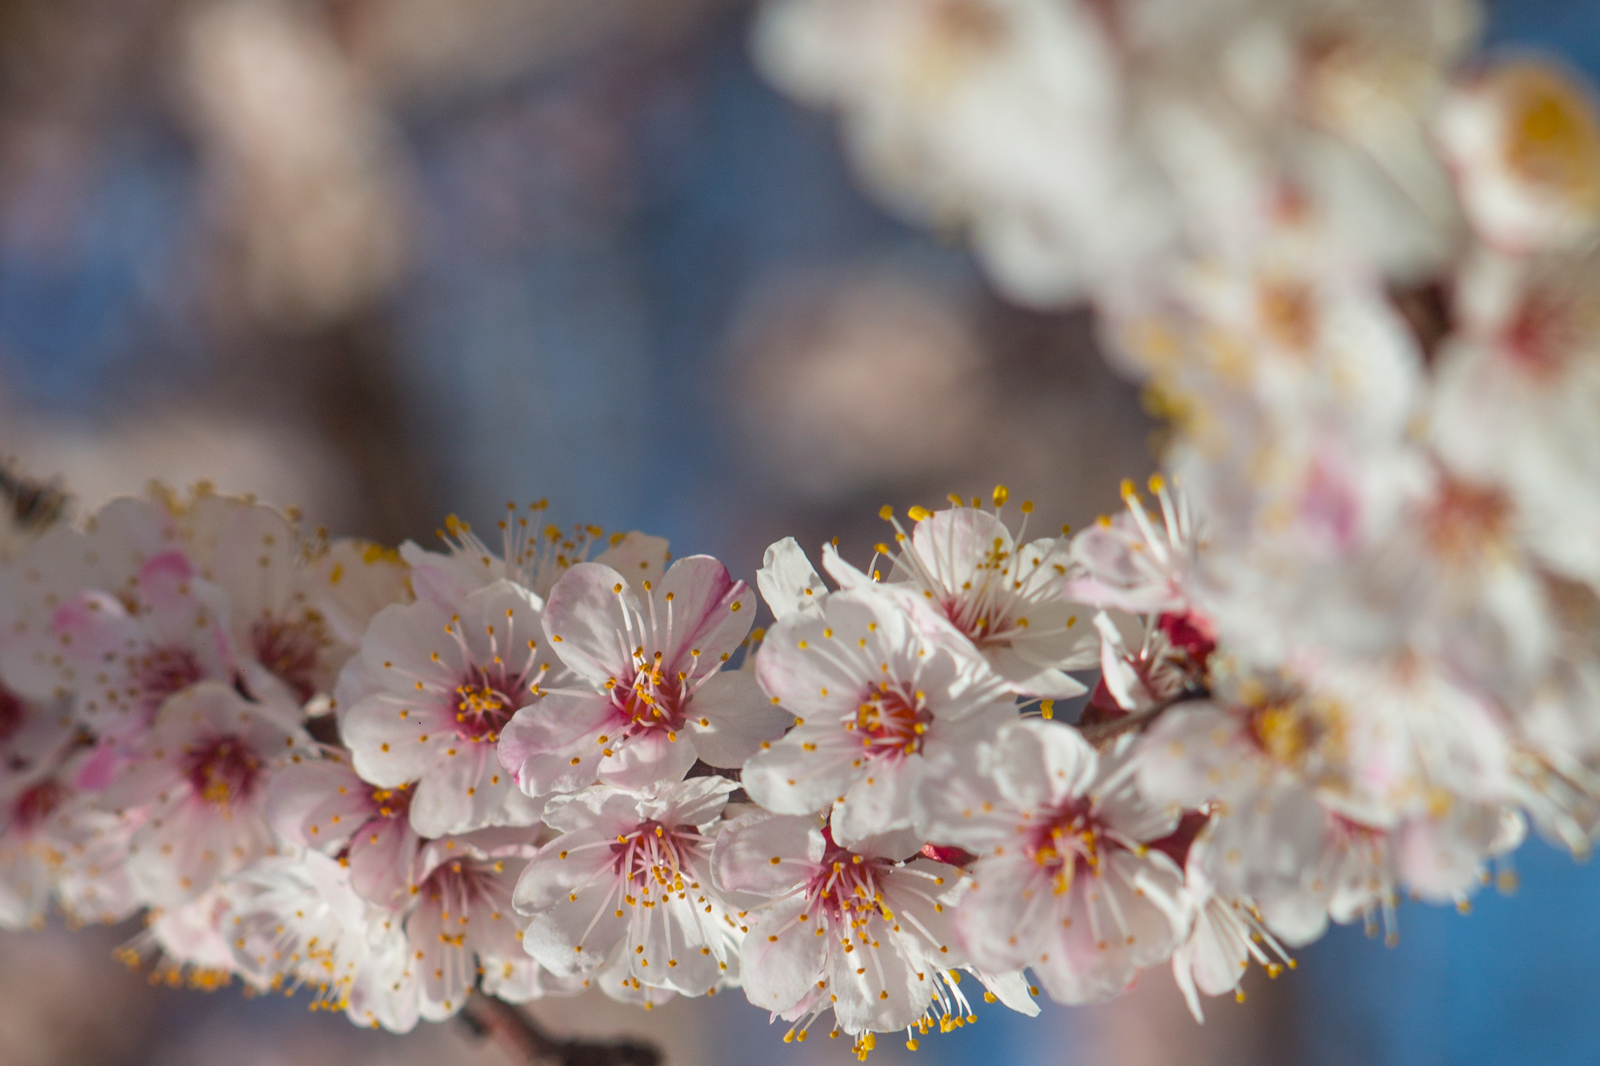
xmin=404 ymin=828 xmax=558 ymax=1020
xmin=16 ymin=549 xmax=234 ymax=747
xmin=499 ymin=557 xmax=786 ymax=796
xmin=743 ymin=587 xmax=1014 ymax=851
xmin=513 ymin=777 xmax=741 ymax=1000
xmin=179 ymin=492 xmax=412 ymax=709
xmin=712 ymin=809 xmax=1036 ymax=1051
xmin=268 ymin=751 xmax=422 ymax=909
xmin=822 ymin=498 xmax=1096 ymax=699
xmin=97 ymin=681 xmax=307 ymax=907
xmin=229 ymin=851 xmax=424 ymax=1032
xmin=337 ymin=579 xmax=555 ymax=838
xmin=1430 ymin=250 xmax=1600 ymax=595
xmin=915 ymin=719 xmax=1185 ymax=1004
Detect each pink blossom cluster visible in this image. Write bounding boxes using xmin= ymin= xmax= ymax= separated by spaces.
xmin=3 ymin=0 xmax=1600 ymax=1059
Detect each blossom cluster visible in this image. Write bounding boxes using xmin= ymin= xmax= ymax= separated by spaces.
xmin=3 ymin=0 xmax=1600 ymax=1059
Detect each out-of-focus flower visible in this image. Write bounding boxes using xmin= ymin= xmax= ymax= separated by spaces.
xmin=98 ymin=682 xmax=307 ymax=907
xmin=228 ymin=851 xmax=423 ymax=1031
xmin=268 ymin=751 xmax=423 ymax=909
xmin=405 ymin=829 xmax=554 ymax=1019
xmin=1437 ymin=59 xmax=1600 ymax=255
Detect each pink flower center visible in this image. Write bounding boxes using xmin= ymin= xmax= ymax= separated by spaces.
xmin=252 ymin=617 xmax=328 ymax=704
xmin=183 ymin=736 xmax=263 ymax=807
xmin=610 ymin=654 xmax=690 ymax=737
xmin=453 ymin=665 xmax=523 ymax=743
xmin=10 ymin=779 xmax=64 ymax=832
xmin=0 ymin=686 xmax=24 ymax=747
xmin=804 ymin=832 xmax=891 ymax=925
xmin=850 ymin=681 xmax=931 ymax=761
xmin=1156 ymin=611 xmax=1215 ymax=663
xmin=138 ymin=646 xmax=205 ymax=714
xmin=610 ymin=820 xmax=702 ymax=898
xmin=1024 ymin=798 xmax=1108 ymax=890
xmin=935 ymin=538 xmax=1022 ymax=648
xmin=1423 ymin=477 xmax=1512 ymax=564
xmin=1502 ymin=291 xmax=1578 ymax=379
xmin=369 ymin=781 xmax=414 ymax=821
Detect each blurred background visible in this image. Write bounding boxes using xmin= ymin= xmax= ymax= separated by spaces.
xmin=0 ymin=0 xmax=1596 ymax=1064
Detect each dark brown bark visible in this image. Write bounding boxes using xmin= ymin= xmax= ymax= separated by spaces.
xmin=457 ymin=992 xmax=662 ymax=1066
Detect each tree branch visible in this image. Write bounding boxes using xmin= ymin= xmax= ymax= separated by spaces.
xmin=1075 ymin=688 xmax=1208 ymax=748
xmin=458 ymin=992 xmax=662 ymax=1066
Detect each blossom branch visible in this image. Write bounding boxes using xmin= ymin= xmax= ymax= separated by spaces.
xmin=457 ymin=992 xmax=661 ymax=1066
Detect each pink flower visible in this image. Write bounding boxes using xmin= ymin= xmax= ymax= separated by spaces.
xmin=513 ymin=777 xmax=742 ymax=1000
xmin=915 ymin=720 xmax=1186 ymax=1004
xmin=1066 ymin=478 xmax=1197 ymax=617
xmin=822 ymin=500 xmax=1096 ymax=699
xmin=743 ymin=588 xmax=1014 ymax=851
xmin=41 ymin=551 xmax=235 ymax=742
xmin=499 ymin=557 xmax=786 ymax=795
xmin=712 ymin=810 xmax=1035 ymax=1050
xmin=268 ymin=751 xmax=423 ymax=909
xmin=99 ymin=681 xmax=308 ymax=906
xmin=228 ymin=851 xmax=424 ymax=1032
xmin=337 ymin=579 xmax=555 ymax=837
xmin=405 ymin=828 xmax=557 ymax=1019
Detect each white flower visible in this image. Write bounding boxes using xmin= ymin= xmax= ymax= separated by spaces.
xmin=1067 ymin=477 xmax=1200 ymax=618
xmin=1169 ymin=850 xmax=1294 ymax=1022
xmin=1436 ymin=59 xmax=1600 ymax=256
xmin=15 ymin=548 xmax=235 ymax=743
xmin=229 ymin=851 xmax=423 ymax=1032
xmin=824 ymin=496 xmax=1096 ymax=698
xmin=336 ymin=579 xmax=553 ymax=837
xmin=753 ymin=0 xmax=1176 ymax=306
xmin=268 ymin=751 xmax=423 ymax=908
xmin=177 ymin=490 xmax=410 ymax=709
xmin=915 ymin=719 xmax=1185 ymax=1003
xmin=712 ymin=808 xmax=1034 ymax=1051
xmin=98 ymin=681 xmax=308 ymax=907
xmin=498 ymin=556 xmax=786 ymax=795
xmin=124 ymin=883 xmax=248 ymax=991
xmin=1430 ymin=250 xmax=1600 ymax=595
xmin=743 ymin=587 xmax=1015 ymax=851
xmin=513 ymin=777 xmax=742 ymax=1000
xmin=406 ymin=828 xmax=556 ymax=1019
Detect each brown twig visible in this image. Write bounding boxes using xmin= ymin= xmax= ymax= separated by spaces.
xmin=458 ymin=991 xmax=662 ymax=1066
xmin=1075 ymin=689 xmax=1207 ymax=748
